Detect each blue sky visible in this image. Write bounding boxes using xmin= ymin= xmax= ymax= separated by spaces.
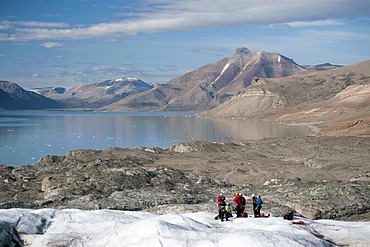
xmin=0 ymin=0 xmax=369 ymax=88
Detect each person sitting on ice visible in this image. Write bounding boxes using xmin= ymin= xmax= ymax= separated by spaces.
xmin=225 ymin=202 xmax=233 ymax=220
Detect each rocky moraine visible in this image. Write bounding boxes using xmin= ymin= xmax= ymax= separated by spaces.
xmin=1 ymin=136 xmax=369 ymax=221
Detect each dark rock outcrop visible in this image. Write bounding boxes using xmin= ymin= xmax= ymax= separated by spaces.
xmin=0 ymin=221 xmax=23 ymax=247
xmin=0 ymin=147 xmax=232 ymax=211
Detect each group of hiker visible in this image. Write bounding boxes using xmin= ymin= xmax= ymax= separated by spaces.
xmin=217 ymin=192 xmax=264 ymax=222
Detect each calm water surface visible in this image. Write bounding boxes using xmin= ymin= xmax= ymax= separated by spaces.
xmin=0 ymin=111 xmax=310 ymax=166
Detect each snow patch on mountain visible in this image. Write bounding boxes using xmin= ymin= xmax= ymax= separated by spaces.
xmin=212 ymin=62 xmax=230 ymax=85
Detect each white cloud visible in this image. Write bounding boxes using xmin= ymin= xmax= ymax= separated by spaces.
xmin=192 ymin=47 xmax=229 ymax=57
xmin=0 ymin=20 xmax=69 ymax=28
xmin=285 ymin=19 xmax=344 ymax=28
xmin=0 ymin=0 xmax=369 ymax=41
xmin=299 ymin=29 xmax=370 ymax=42
xmin=0 ymin=24 xmax=12 ymax=30
xmin=39 ymin=42 xmax=63 ymax=48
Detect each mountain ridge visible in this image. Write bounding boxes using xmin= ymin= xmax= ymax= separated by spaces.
xmin=102 ymin=47 xmax=328 ymax=112
xmin=36 ymin=77 xmax=154 ymax=108
xmin=0 ymin=81 xmax=62 ymax=110
xmin=199 ymin=60 xmax=370 ymax=136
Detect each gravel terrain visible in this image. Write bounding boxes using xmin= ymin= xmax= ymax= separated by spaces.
xmin=1 ymin=136 xmax=369 ymax=221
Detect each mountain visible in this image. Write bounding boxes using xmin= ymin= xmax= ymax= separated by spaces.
xmin=200 ymin=60 xmax=370 ymax=136
xmin=167 ymin=47 xmax=304 ymax=98
xmin=303 ymin=63 xmax=342 ymax=71
xmin=100 ymin=83 xmax=182 ymax=111
xmin=36 ymin=77 xmax=154 ymax=108
xmin=102 ymin=47 xmax=328 ymax=112
xmin=0 ymin=81 xmax=62 ymax=110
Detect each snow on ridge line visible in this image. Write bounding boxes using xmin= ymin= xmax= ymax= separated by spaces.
xmin=114 ymin=77 xmax=139 ymax=82
xmin=125 ymin=77 xmax=139 ymax=81
xmin=0 ymin=209 xmax=369 ymax=247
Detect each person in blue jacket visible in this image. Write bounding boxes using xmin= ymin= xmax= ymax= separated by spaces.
xmin=255 ymin=195 xmax=263 ymax=217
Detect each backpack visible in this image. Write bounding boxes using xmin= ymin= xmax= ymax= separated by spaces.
xmin=283 ymin=210 xmax=294 ymax=220
xmin=257 ymin=197 xmax=263 ymax=207
xmin=242 ymin=197 xmax=246 ymax=206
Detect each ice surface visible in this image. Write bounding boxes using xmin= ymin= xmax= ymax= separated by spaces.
xmin=0 ymin=209 xmax=369 ymax=247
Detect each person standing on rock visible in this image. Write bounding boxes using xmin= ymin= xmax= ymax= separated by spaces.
xmin=233 ymin=192 xmax=243 ymax=217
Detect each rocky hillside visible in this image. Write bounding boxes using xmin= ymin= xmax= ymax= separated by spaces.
xmin=200 ymin=60 xmax=370 ymax=136
xmin=0 ymin=81 xmax=62 ymax=110
xmin=1 ymin=136 xmax=369 ymax=221
xmin=37 ymin=77 xmax=154 ymax=108
xmin=102 ymin=48 xmax=323 ymax=112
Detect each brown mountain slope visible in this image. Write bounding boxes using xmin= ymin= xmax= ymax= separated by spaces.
xmin=102 ymin=47 xmax=313 ymax=112
xmin=100 ymin=84 xmax=181 ymax=111
xmin=0 ymin=81 xmax=62 ymax=110
xmin=200 ymin=60 xmax=370 ymax=136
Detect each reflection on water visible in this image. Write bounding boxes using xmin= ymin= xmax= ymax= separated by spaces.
xmin=0 ymin=111 xmax=310 ymax=166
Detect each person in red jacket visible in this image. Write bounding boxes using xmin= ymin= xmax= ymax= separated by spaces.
xmin=217 ymin=193 xmax=224 ymax=209
xmin=217 ymin=193 xmax=226 ymax=221
xmin=233 ymin=192 xmax=243 ymax=217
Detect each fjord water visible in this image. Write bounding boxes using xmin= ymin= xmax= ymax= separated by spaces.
xmin=0 ymin=111 xmax=310 ymax=167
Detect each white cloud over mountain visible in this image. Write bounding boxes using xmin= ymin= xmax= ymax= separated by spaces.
xmin=0 ymin=0 xmax=369 ymax=41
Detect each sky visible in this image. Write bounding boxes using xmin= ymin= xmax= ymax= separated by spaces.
xmin=0 ymin=0 xmax=369 ymax=89
xmin=1 ymin=208 xmax=370 ymax=246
